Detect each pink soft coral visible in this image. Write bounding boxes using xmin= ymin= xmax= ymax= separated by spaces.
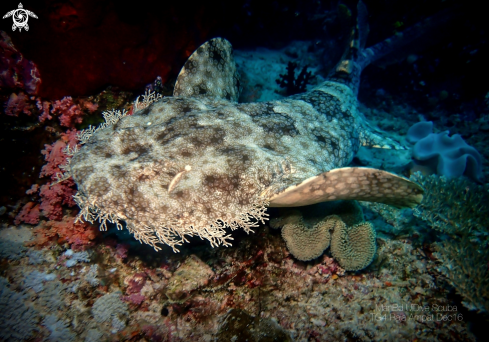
xmin=40 ymin=129 xmax=78 ymax=179
xmin=37 ymin=98 xmax=52 ymax=122
xmin=0 ymin=31 xmax=41 ymax=95
xmin=51 ymin=96 xmax=84 ymax=128
xmin=15 ymin=131 xmax=79 ymax=225
xmin=37 ymin=129 xmax=79 ymax=220
xmin=38 ymin=181 xmax=77 ymax=220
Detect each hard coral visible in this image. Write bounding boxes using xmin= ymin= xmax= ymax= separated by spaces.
xmin=280 ymin=213 xmax=338 ymax=261
xmin=272 ymin=202 xmax=367 ymax=262
xmin=411 ymin=173 xmax=489 ymax=243
xmin=330 ymin=220 xmax=376 ymax=271
xmin=435 ymin=237 xmax=489 ymax=312
xmin=0 ymin=277 xmax=40 ymax=342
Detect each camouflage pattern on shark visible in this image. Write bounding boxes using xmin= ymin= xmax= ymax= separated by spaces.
xmin=66 ymin=4 xmax=424 ymax=251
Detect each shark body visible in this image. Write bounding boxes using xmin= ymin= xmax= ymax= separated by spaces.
xmin=68 ymin=6 xmax=424 ymax=251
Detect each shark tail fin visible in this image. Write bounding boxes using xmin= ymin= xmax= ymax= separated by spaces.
xmin=326 ymin=1 xmax=368 ymax=91
xmin=357 ymin=4 xmax=461 ymax=70
xmin=328 ymin=2 xmax=460 ymax=94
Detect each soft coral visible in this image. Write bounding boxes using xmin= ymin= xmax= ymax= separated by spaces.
xmin=50 ymin=96 xmax=84 ymax=128
xmin=27 ymin=216 xmax=99 ymax=250
xmin=38 ymin=129 xmax=79 ymax=220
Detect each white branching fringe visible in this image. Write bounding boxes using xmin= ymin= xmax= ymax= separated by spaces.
xmin=50 ymin=144 xmax=79 ymax=186
xmin=74 ymin=192 xmax=123 ymax=231
xmin=73 ymin=188 xmax=271 ymax=253
xmin=51 ymin=109 xmax=127 ymax=187
xmin=133 ymin=89 xmax=163 ymax=112
xmin=77 ymin=109 xmax=128 ymax=145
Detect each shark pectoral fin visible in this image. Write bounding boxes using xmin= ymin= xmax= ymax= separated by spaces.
xmin=173 ymin=38 xmax=241 ymax=101
xmin=268 ymin=167 xmax=423 ymax=208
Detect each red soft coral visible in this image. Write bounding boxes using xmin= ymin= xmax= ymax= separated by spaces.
xmin=39 ymin=181 xmax=77 ymax=220
xmin=27 ymin=216 xmax=99 ymax=250
xmin=14 ymin=202 xmax=41 ymax=225
xmin=51 ymin=96 xmax=84 ymax=128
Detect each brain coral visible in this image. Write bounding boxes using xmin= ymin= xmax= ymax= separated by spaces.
xmin=281 ymin=215 xmax=342 ymax=261
xmin=330 ymin=221 xmax=376 ymax=271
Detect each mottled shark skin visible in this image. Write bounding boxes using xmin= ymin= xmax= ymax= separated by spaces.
xmin=68 ymin=17 xmax=424 ymax=252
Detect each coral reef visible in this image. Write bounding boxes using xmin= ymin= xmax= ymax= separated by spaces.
xmin=272 ymin=202 xmax=374 ymax=268
xmin=217 ymin=308 xmax=293 ymax=341
xmin=92 ymin=291 xmax=129 ymax=329
xmin=50 ymin=97 xmax=84 ymax=128
xmin=166 ymin=255 xmax=215 ymax=301
xmin=434 ymin=237 xmax=489 ymax=313
xmin=410 ymin=173 xmax=489 ymax=244
xmin=410 ymin=172 xmax=489 ymax=312
xmin=4 ymin=92 xmax=32 ymax=117
xmin=0 ymin=214 xmax=478 ymax=342
xmin=42 ymin=315 xmax=76 ymax=342
xmin=27 ymin=216 xmax=99 ymax=250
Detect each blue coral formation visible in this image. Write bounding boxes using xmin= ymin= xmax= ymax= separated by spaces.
xmin=407 ymin=121 xmax=483 ymax=182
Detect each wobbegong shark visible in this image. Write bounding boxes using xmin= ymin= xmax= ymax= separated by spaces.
xmin=64 ymin=3 xmax=424 ymax=252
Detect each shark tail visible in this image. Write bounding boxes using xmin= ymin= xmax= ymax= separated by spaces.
xmin=357 ymin=5 xmax=460 ymax=70
xmin=328 ymin=1 xmax=460 ymax=95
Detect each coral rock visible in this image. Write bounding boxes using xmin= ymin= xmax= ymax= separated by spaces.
xmin=217 ymin=308 xmax=292 ymax=342
xmin=165 ymin=255 xmax=214 ymax=301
